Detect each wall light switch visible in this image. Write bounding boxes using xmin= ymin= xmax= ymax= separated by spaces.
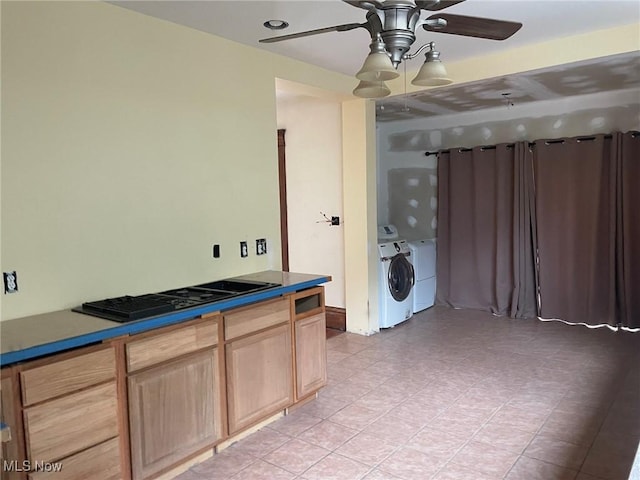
xmin=213 ymin=244 xmax=220 ymax=258
xmin=240 ymin=241 xmax=248 ymax=258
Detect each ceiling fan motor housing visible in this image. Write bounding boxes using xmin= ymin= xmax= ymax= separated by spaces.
xmin=373 ymin=1 xmax=422 ymax=66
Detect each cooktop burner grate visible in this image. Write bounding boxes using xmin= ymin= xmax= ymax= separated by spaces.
xmin=82 ymin=294 xmax=175 ymax=321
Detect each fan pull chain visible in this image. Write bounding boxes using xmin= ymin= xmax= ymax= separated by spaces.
xmin=403 ymin=61 xmax=409 ymax=112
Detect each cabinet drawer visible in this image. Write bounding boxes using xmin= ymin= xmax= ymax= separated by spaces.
xmin=224 ymin=297 xmax=289 ymax=341
xmin=23 ymin=382 xmax=118 ymax=463
xmin=28 ymin=437 xmax=121 ymax=480
xmin=127 ymin=319 xmax=218 ymax=372
xmin=20 ymin=348 xmax=116 ymax=406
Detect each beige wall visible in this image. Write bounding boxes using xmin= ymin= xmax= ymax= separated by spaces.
xmin=276 ymin=94 xmax=345 ymax=308
xmin=0 ymin=1 xmax=364 ymax=320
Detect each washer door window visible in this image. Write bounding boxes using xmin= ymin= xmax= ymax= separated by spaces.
xmin=387 ymin=254 xmax=414 ymax=301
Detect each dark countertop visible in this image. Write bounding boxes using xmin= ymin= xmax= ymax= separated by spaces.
xmin=0 ymin=271 xmax=330 ymax=367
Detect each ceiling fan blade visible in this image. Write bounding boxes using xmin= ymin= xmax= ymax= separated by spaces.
xmin=424 ymin=14 xmax=522 ymax=40
xmin=259 ymin=23 xmax=366 ymax=43
xmin=416 ymin=0 xmax=466 ymax=11
xmin=342 ymin=0 xmax=384 ymax=11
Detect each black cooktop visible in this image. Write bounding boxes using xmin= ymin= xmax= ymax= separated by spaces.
xmin=80 ymin=294 xmax=176 ymax=321
xmin=75 ymin=279 xmax=281 ymax=322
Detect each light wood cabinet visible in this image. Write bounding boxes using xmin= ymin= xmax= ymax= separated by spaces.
xmin=18 ymin=345 xmax=122 ymax=480
xmin=294 ymin=313 xmax=327 ymax=400
xmin=291 ymin=287 xmax=327 ymax=402
xmin=127 ymin=318 xmax=223 ymax=480
xmin=225 ymin=323 xmax=293 ymax=435
xmin=2 ymin=283 xmax=329 ymax=480
xmin=1 ymin=371 xmax=26 ymax=480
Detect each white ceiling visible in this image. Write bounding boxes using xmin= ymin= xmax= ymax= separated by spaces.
xmin=111 ymin=0 xmax=640 ymax=121
xmin=112 ymin=0 xmax=639 ymax=76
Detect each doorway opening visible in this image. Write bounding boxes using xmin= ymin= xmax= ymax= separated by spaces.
xmin=276 ymin=124 xmax=346 ymax=337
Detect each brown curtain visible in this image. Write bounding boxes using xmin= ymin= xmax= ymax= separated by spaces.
xmin=533 ymin=134 xmax=619 ymax=327
xmin=436 ymin=142 xmax=536 ymax=317
xmin=616 ymin=132 xmax=640 ymax=328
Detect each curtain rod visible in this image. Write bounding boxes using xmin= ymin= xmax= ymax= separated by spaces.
xmin=423 ymin=132 xmax=636 ymax=157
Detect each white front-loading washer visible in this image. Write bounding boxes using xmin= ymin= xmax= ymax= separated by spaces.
xmin=378 ymin=239 xmax=414 ymax=328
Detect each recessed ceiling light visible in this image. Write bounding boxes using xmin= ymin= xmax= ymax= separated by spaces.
xmin=264 ymin=20 xmax=289 ymax=30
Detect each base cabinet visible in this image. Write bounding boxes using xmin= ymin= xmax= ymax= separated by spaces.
xmin=17 ymin=346 xmax=122 ymax=480
xmin=2 ymin=283 xmax=329 ymax=480
xmin=127 ymin=322 xmax=223 ymax=480
xmin=225 ymin=324 xmax=293 ymax=435
xmin=292 ymin=287 xmax=328 ymax=402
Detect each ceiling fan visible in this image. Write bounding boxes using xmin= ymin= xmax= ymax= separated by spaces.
xmin=260 ymin=0 xmax=522 ymax=98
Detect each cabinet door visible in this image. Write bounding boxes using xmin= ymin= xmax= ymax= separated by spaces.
xmin=226 ymin=324 xmax=293 ymax=435
xmin=295 ymin=313 xmax=327 ymax=400
xmin=128 ymin=348 xmax=222 ymax=480
xmin=1 ymin=374 xmax=25 ymax=480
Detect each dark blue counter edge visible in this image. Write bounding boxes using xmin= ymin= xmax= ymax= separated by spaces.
xmin=1 ymin=277 xmax=329 ymax=367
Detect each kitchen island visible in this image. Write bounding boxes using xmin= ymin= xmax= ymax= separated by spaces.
xmin=0 ymin=271 xmax=330 ymax=480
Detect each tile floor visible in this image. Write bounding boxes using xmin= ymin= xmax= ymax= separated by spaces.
xmin=176 ymin=306 xmax=640 ymax=480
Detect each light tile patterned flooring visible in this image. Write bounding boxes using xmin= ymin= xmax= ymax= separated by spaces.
xmin=176 ymin=306 xmax=640 ymax=480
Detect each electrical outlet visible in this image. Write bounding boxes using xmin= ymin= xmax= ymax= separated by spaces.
xmin=3 ymin=271 xmax=18 ymax=294
xmin=240 ymin=241 xmax=248 ymax=258
xmin=256 ymin=238 xmax=267 ymax=255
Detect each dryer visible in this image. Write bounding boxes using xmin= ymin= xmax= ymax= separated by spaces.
xmin=408 ymin=239 xmax=436 ymax=313
xmin=378 ymin=239 xmax=414 ymax=328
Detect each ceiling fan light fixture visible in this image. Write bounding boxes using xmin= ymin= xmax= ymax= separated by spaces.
xmin=353 ymin=80 xmax=390 ymax=98
xmin=356 ymin=34 xmax=399 ymax=82
xmin=411 ymin=44 xmax=453 ymax=87
xmin=356 ymin=53 xmax=399 ymax=81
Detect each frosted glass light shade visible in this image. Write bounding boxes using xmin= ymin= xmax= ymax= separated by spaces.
xmin=353 ymin=80 xmax=390 ymax=98
xmin=411 ymin=59 xmax=452 ymax=86
xmin=356 ymin=52 xmax=399 ymax=82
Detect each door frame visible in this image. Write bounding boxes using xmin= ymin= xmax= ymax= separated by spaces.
xmin=277 ymin=129 xmax=289 ymax=272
